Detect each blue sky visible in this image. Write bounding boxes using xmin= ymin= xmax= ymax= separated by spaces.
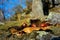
xmin=0 ymin=0 xmax=26 ymax=19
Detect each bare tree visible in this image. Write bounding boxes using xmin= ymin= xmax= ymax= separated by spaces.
xmin=0 ymin=10 xmax=5 ymax=21
xmin=25 ymin=0 xmax=32 ymax=14
xmin=12 ymin=5 xmax=23 ymax=21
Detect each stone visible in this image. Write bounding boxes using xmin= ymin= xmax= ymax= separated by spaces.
xmin=46 ymin=12 xmax=60 ymax=25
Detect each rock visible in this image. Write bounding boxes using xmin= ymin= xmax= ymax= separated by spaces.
xmin=46 ymin=12 xmax=60 ymax=25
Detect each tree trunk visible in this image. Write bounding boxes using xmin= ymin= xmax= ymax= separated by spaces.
xmin=32 ymin=0 xmax=45 ymax=20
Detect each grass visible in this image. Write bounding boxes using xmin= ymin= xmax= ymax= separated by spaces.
xmin=50 ymin=26 xmax=60 ymax=36
xmin=0 ymin=20 xmax=30 ymax=30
